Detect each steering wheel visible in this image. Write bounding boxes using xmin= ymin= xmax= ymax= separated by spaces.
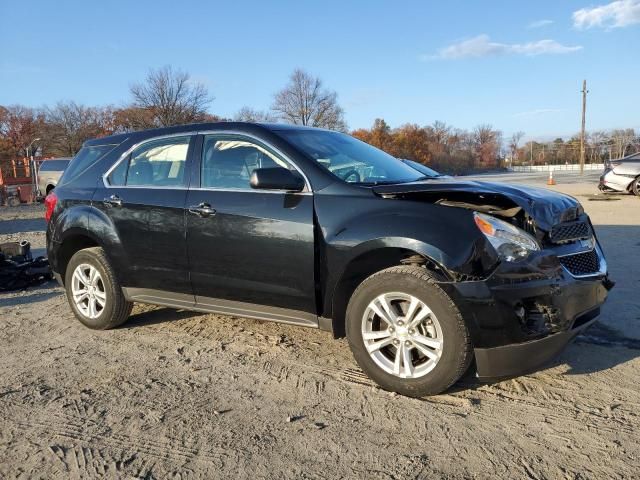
xmin=340 ymin=169 xmax=361 ymax=183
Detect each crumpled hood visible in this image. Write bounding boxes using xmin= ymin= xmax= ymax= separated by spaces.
xmin=372 ymin=179 xmax=581 ymax=232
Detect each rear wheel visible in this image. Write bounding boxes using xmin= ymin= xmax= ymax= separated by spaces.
xmin=346 ymin=266 xmax=472 ymax=397
xmin=64 ymin=247 xmax=132 ymax=329
xmin=632 ymin=176 xmax=640 ymax=196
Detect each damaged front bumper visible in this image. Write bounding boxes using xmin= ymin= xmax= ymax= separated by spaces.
xmin=439 ymin=246 xmax=613 ymax=381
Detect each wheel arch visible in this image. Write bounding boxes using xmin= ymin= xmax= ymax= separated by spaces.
xmin=55 ymin=229 xmax=102 ymax=284
xmin=328 ymin=240 xmax=452 ymax=338
xmin=53 ymin=205 xmax=126 ymax=284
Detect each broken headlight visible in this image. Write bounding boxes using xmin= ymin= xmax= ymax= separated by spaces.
xmin=473 ymin=212 xmax=540 ymax=261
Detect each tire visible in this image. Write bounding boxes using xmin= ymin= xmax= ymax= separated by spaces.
xmin=632 ymin=177 xmax=640 ymax=197
xmin=346 ymin=265 xmax=472 ymax=397
xmin=64 ymin=247 xmax=132 ymax=330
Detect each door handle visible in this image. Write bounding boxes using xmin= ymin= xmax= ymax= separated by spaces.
xmin=188 ymin=202 xmax=216 ymax=217
xmin=104 ymin=194 xmax=123 ymax=207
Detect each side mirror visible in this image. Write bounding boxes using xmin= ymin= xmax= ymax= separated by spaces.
xmin=250 ymin=168 xmax=305 ymax=192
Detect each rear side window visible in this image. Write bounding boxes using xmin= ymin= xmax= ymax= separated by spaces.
xmin=61 ymin=145 xmax=116 ymax=184
xmin=108 ymin=136 xmax=190 ymax=187
xmin=38 ymin=159 xmax=70 ymax=172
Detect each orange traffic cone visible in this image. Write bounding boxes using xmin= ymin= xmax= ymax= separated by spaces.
xmin=547 ymin=169 xmax=556 ymax=185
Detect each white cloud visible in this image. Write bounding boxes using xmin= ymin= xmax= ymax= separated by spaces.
xmin=528 ymin=19 xmax=554 ymax=28
xmin=573 ymin=0 xmax=640 ymax=29
xmin=423 ymin=35 xmax=583 ymax=60
xmin=513 ymin=108 xmax=564 ymax=118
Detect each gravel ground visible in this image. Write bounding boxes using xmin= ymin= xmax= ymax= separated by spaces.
xmin=1 ymin=181 xmax=639 ymax=479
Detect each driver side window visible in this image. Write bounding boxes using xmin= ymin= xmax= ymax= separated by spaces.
xmin=201 ymin=135 xmax=293 ymax=189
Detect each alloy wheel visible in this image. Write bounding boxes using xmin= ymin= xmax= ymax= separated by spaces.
xmin=361 ymin=292 xmax=443 ymax=379
xmin=71 ymin=263 xmax=107 ymax=319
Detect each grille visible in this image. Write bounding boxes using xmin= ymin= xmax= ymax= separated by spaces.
xmin=550 ymin=221 xmax=591 ymax=244
xmin=559 ymin=249 xmax=600 ymax=276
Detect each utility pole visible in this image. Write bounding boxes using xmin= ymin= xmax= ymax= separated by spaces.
xmin=530 ymin=142 xmax=533 ymax=164
xmin=580 ymin=80 xmax=588 ymax=175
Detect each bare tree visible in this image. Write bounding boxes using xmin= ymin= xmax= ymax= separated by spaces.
xmin=509 ymin=131 xmax=525 ymax=162
xmin=129 ymin=66 xmax=212 ymax=128
xmin=588 ymin=130 xmax=607 ymax=163
xmin=43 ymin=102 xmax=114 ymax=156
xmin=234 ymin=106 xmax=277 ymax=123
xmin=271 ymin=69 xmax=347 ymax=131
xmin=610 ymin=128 xmax=637 ymax=158
xmin=473 ymin=124 xmax=502 ymax=168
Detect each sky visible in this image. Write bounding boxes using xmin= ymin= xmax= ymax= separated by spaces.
xmin=1 ymin=0 xmax=639 ymax=140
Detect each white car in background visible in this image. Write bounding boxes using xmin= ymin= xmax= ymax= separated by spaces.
xmin=599 ymin=152 xmax=640 ymax=196
xmin=37 ymin=158 xmax=71 ymax=196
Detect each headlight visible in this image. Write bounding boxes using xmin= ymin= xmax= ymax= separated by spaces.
xmin=473 ymin=212 xmax=540 ymax=261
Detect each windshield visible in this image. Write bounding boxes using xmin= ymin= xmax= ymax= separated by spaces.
xmin=276 ymin=129 xmax=424 ymax=185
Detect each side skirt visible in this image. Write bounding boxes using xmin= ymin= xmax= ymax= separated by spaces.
xmin=122 ymin=287 xmax=320 ymax=329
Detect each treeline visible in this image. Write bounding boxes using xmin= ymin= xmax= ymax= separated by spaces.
xmin=0 ymin=66 xmax=347 ymax=161
xmin=509 ymin=129 xmax=638 ymax=167
xmin=353 ymin=119 xmax=503 ymax=174
xmin=1 ymin=66 xmax=638 ymax=173
xmin=352 ymin=121 xmax=639 ymax=174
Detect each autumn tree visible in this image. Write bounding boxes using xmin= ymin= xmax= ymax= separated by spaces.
xmin=0 ymin=105 xmax=43 ymax=158
xmin=129 ymin=66 xmax=213 ymax=128
xmin=473 ymin=124 xmax=502 ymax=168
xmin=368 ymin=118 xmax=395 ymax=152
xmin=393 ymin=124 xmax=430 ymax=163
xmin=428 ymin=121 xmax=452 ymax=156
xmin=271 ymin=69 xmax=347 ymax=131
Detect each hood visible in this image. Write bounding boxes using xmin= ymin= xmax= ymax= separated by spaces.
xmin=372 ymin=179 xmax=581 ymax=232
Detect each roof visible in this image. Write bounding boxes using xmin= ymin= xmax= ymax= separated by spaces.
xmin=83 ymin=122 xmax=329 ymax=147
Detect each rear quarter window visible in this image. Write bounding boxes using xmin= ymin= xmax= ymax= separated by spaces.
xmin=60 ymin=145 xmax=117 ymax=184
xmin=38 ymin=159 xmax=71 ymax=172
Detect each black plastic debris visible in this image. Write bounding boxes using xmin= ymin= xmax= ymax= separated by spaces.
xmin=0 ymin=241 xmax=53 ymax=291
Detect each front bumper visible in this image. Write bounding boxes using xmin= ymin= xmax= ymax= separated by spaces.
xmin=474 ymin=306 xmax=599 ymax=381
xmin=440 ymin=247 xmax=612 ymax=381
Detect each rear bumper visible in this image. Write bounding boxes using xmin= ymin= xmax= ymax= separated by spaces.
xmin=474 ymin=307 xmax=599 ymax=381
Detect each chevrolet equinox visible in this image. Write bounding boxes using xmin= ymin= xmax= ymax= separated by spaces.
xmin=45 ymin=122 xmax=613 ymax=397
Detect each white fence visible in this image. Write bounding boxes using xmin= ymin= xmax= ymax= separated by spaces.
xmin=511 ymin=163 xmax=604 ymax=172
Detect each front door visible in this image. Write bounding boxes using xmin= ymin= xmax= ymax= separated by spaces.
xmin=185 ymin=134 xmax=316 ymax=315
xmin=93 ymin=135 xmax=194 ymax=294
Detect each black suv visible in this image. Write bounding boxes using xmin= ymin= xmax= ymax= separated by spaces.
xmin=46 ymin=122 xmax=612 ymax=397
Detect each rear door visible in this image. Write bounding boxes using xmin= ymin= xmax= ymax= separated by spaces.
xmin=185 ymin=133 xmax=317 ymax=315
xmin=93 ymin=135 xmax=195 ymax=294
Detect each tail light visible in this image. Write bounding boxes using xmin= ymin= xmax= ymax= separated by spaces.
xmin=44 ymin=192 xmax=58 ymax=223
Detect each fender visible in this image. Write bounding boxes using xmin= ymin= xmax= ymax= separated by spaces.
xmin=85 ymin=205 xmax=129 ymax=282
xmin=315 ymin=196 xmax=499 ymax=323
xmin=48 ymin=203 xmax=128 ymax=284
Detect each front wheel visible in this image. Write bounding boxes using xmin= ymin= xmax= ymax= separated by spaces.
xmin=632 ymin=176 xmax=640 ymax=196
xmin=346 ymin=266 xmax=472 ymax=397
xmin=64 ymin=247 xmax=132 ymax=329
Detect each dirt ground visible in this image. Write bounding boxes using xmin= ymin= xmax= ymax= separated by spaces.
xmin=1 ymin=180 xmax=639 ymax=479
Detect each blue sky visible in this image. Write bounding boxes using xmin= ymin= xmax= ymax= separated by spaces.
xmin=1 ymin=0 xmax=639 ymax=139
